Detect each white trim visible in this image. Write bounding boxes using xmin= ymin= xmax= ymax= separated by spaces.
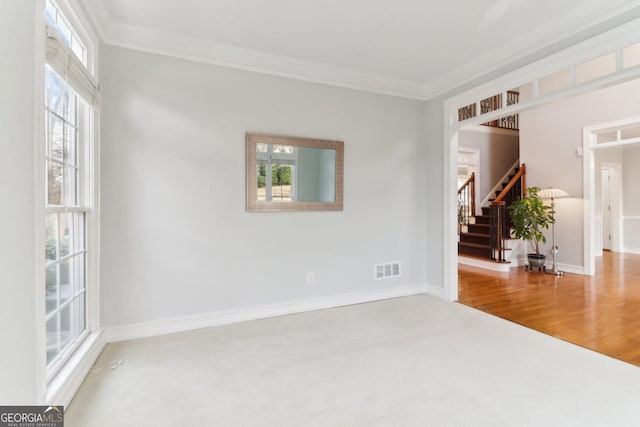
xmin=102 ymin=22 xmax=427 ymax=100
xmin=601 ymin=162 xmax=624 ymax=253
xmin=444 ymin=115 xmax=459 ymax=302
xmin=457 ymin=256 xmax=511 ymax=273
xmin=106 ymin=284 xmax=428 ymax=343
xmin=555 ymin=263 xmax=586 ymax=276
xmin=623 ymin=215 xmax=640 ymax=220
xmin=35 ymin=0 xmax=102 ymax=405
xmin=70 ymin=0 xmax=108 ymax=42
xmin=424 ymin=283 xmax=445 ymax=300
xmin=35 ymin=0 xmax=48 ymax=403
xmin=584 ymin=119 xmax=640 ymax=275
xmin=583 ymin=128 xmax=597 ymax=275
xmin=46 ymin=329 xmax=106 ymax=407
xmin=79 ymin=2 xmax=640 ymax=100
xmin=624 ymin=247 xmax=640 ymax=254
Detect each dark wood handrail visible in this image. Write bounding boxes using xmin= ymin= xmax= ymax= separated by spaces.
xmin=491 ymin=164 xmax=526 ymax=204
xmin=457 ymin=172 xmax=475 ymax=195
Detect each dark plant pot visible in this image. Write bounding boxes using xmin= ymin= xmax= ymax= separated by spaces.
xmin=527 ymin=254 xmax=546 ymax=268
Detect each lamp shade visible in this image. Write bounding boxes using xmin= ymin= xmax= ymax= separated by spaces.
xmin=537 ymin=188 xmax=570 ymax=199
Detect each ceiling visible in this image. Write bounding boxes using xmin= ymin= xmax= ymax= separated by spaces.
xmin=79 ymin=0 xmax=640 ymax=99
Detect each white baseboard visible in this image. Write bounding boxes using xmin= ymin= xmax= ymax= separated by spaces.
xmin=623 ymin=247 xmax=640 ymax=254
xmin=106 ymin=283 xmax=428 ymax=343
xmin=555 ymin=263 xmax=585 ymax=275
xmin=47 ymin=329 xmax=106 ymax=407
xmin=458 ymin=256 xmax=512 ymax=272
xmin=424 ymin=283 xmax=445 ymax=299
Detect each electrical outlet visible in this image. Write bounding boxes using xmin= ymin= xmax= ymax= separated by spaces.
xmin=307 ymin=272 xmax=315 ymax=284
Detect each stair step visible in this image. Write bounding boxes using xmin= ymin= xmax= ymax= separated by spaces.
xmin=458 ymin=242 xmax=491 ymax=258
xmin=467 ymin=223 xmax=490 ymax=235
xmin=459 ymin=232 xmax=490 ymax=245
xmin=458 ymin=241 xmax=514 ymax=261
xmin=474 ymin=215 xmax=490 ymax=225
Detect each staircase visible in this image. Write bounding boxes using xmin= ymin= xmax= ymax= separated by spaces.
xmin=458 ymin=207 xmax=493 ymax=259
xmin=458 ymin=166 xmax=524 ymax=262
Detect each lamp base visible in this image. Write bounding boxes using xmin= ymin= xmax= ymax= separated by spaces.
xmin=545 ymin=266 xmax=564 ymax=276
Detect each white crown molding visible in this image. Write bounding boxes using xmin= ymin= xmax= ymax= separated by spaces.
xmin=73 ymin=0 xmax=110 ymax=40
xmin=102 ymin=21 xmax=429 ymax=100
xmin=80 ymin=0 xmax=640 ymax=100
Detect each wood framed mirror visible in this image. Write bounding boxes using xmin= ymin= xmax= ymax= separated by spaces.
xmin=246 ymin=133 xmax=344 ymax=212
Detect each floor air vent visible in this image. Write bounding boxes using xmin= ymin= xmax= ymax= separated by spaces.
xmin=374 ymin=262 xmax=401 ymax=280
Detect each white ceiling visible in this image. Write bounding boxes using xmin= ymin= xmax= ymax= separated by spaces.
xmin=79 ymin=0 xmax=640 ymax=99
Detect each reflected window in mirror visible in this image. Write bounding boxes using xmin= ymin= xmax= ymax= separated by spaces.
xmin=246 ymin=133 xmax=344 ymax=211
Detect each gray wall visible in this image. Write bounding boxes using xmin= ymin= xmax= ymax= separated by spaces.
xmin=623 ymin=147 xmax=640 ymax=251
xmin=100 ymin=45 xmax=426 ymax=327
xmin=520 ymin=78 xmax=640 ymax=267
xmin=0 ymin=0 xmax=38 ymax=403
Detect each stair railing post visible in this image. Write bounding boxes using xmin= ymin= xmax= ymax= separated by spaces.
xmin=521 ymin=163 xmax=527 ymax=199
xmin=470 ymin=172 xmax=476 ymax=217
xmin=490 ymin=201 xmax=506 ymax=262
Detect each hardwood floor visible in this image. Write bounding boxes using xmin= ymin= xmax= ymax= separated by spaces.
xmin=458 ymin=251 xmax=640 ymax=367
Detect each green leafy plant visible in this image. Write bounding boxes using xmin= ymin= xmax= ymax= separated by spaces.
xmin=507 ymin=186 xmax=554 ymax=256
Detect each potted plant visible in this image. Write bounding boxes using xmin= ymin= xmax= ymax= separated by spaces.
xmin=507 ymin=186 xmax=554 ymax=269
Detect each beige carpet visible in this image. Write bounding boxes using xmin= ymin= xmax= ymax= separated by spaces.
xmin=66 ymin=294 xmax=640 ymax=426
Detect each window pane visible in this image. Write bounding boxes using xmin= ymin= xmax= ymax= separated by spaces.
xmin=59 ymin=213 xmax=71 ymax=257
xmin=67 ymin=95 xmax=76 ymax=125
xmin=46 ymin=315 xmax=59 ymax=364
xmin=64 ymin=167 xmax=77 ymax=205
xmin=46 ymin=214 xmax=59 ymax=262
xmin=46 ymin=67 xmax=68 ymax=118
xmin=60 ymin=304 xmax=73 ymax=351
xmin=48 ymin=113 xmax=64 ymax=162
xmin=45 ymin=0 xmax=87 ymax=67
xmin=47 ymin=162 xmax=63 ymax=206
xmin=71 ymin=35 xmax=85 ymax=64
xmin=45 ymin=264 xmax=58 ymax=315
xmin=57 ymin=19 xmax=72 ymax=45
xmin=64 ymin=124 xmax=76 ymax=164
xmin=73 ymin=253 xmax=86 ymax=295
xmin=45 ymin=0 xmax=56 ymax=26
xmin=58 ymin=259 xmax=72 ymax=307
xmin=76 ymin=296 xmax=86 ymax=335
xmin=60 ymin=297 xmax=85 ymax=351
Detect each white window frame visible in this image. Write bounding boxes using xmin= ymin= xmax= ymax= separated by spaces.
xmin=35 ymin=0 xmax=103 ymax=406
xmin=44 ymin=66 xmax=92 ymax=380
xmin=256 ymin=144 xmax=298 ymax=202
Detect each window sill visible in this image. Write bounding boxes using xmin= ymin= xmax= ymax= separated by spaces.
xmin=45 ymin=328 xmax=106 ymax=408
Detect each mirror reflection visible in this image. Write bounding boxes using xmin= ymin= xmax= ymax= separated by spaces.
xmin=246 ymin=133 xmax=344 ymax=211
xmin=256 ymin=143 xmax=336 ymax=203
